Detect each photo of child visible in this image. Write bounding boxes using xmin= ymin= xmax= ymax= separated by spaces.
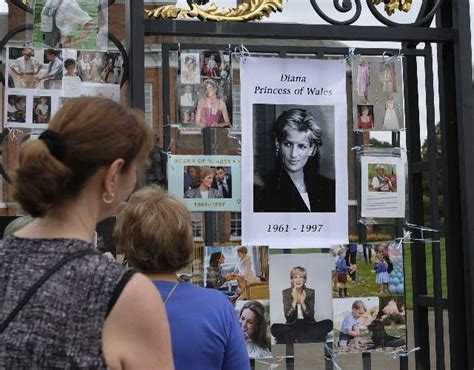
xmin=6 ymin=95 xmax=27 ymax=123
xmin=334 ymin=246 xmax=356 ymax=298
xmin=333 ymin=296 xmax=406 ymax=354
xmin=33 ymin=96 xmax=52 ymax=124
xmin=332 ymin=242 xmax=403 ymax=298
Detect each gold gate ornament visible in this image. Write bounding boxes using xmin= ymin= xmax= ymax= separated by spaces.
xmin=146 ymin=0 xmax=283 ymax=21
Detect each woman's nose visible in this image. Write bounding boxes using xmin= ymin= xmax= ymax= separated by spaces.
xmin=290 ymin=146 xmax=298 ymax=157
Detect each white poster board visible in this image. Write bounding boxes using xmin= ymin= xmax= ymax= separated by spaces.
xmin=360 ymin=155 xmax=406 ymax=218
xmin=240 ymin=57 xmax=348 ymax=247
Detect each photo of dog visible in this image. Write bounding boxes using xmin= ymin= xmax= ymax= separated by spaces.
xmin=333 ymin=296 xmax=406 ymax=354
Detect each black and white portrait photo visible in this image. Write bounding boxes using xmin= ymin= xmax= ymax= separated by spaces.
xmin=240 ymin=57 xmax=348 ymax=246
xmin=253 ymin=104 xmax=335 ymax=213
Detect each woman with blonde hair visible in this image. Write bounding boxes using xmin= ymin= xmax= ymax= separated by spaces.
xmin=184 ymin=166 xmax=223 ymax=199
xmin=0 ymin=97 xmax=173 ymax=369
xmin=114 ymin=186 xmax=250 ymax=370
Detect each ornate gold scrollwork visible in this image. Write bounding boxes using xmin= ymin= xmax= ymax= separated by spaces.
xmin=146 ymin=0 xmax=283 ymax=21
xmin=372 ymin=0 xmax=412 ymax=16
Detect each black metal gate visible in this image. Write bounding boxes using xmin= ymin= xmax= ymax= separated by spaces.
xmin=125 ymin=1 xmax=473 ymax=369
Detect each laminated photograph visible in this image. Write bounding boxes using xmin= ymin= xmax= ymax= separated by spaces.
xmin=240 ymin=57 xmax=348 ymax=246
xmin=360 ymin=155 xmax=406 ymax=218
xmin=167 ymin=155 xmax=241 ymax=212
xmin=269 ymin=252 xmax=333 ymax=345
xmin=177 ymin=49 xmax=232 ymax=128
xmin=352 ymin=56 xmax=404 ymax=131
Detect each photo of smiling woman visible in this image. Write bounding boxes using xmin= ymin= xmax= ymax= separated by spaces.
xmin=236 ymin=300 xmax=272 ymax=358
xmin=270 ymin=266 xmax=333 ymax=344
xmin=184 ymin=167 xmax=223 ymax=199
xmin=253 ymin=105 xmax=335 ymax=213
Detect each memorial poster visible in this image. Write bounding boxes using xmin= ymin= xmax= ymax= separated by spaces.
xmin=240 ymin=57 xmax=348 ymax=246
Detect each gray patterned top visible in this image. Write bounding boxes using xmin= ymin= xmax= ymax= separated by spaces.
xmin=0 ymin=236 xmax=130 ymax=369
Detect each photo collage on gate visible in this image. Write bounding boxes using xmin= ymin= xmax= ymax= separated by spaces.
xmin=5 ymin=46 xmax=122 ymax=129
xmin=177 ymin=50 xmax=232 ymax=130
xmin=332 ymin=242 xmax=407 ymax=354
xmin=352 ymin=56 xmax=404 ymax=132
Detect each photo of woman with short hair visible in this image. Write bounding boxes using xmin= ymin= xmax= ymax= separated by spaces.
xmin=254 ymin=107 xmax=335 ymax=213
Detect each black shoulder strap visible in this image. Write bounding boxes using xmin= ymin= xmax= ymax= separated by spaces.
xmin=0 ymin=249 xmax=97 ymax=334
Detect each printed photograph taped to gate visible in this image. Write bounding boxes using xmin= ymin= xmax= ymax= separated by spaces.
xmin=184 ymin=166 xmax=233 ymax=199
xmin=269 ymin=252 xmax=333 ymax=345
xmin=253 ymin=104 xmax=335 ymax=213
xmin=235 ymin=300 xmax=272 ymax=358
xmin=202 ymin=246 xmax=269 ymax=300
xmin=332 ymin=242 xmax=405 ymax=298
xmin=333 ymin=296 xmax=406 ymax=354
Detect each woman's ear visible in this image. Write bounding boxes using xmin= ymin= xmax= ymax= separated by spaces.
xmin=103 ymin=158 xmax=125 ymax=195
xmin=274 ymin=138 xmax=280 ymax=151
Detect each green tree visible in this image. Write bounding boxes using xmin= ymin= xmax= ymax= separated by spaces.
xmin=421 ymin=124 xmax=444 ymax=234
xmin=369 ymin=137 xmax=392 ymax=148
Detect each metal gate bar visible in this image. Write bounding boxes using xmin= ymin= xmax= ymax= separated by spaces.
xmin=126 ymin=3 xmax=474 ymax=366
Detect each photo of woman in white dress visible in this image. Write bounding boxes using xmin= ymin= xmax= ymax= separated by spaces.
xmin=382 ymin=94 xmax=400 ymax=130
xmin=35 ymin=0 xmax=101 ymax=49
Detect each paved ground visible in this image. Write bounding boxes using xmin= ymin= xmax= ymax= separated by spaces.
xmin=255 ymin=310 xmax=450 ymax=370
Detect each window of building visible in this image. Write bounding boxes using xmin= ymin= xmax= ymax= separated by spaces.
xmin=191 ymin=213 xmax=203 ymax=242
xmin=144 ymin=83 xmax=153 ymax=127
xmin=230 ymin=212 xmax=241 ymax=241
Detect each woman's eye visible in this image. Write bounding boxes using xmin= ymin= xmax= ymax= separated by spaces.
xmin=283 ymin=141 xmax=291 ymax=148
xmin=298 ymin=144 xmax=307 ymax=149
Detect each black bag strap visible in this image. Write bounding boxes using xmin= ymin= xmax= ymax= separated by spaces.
xmin=0 ymin=248 xmax=97 ymax=334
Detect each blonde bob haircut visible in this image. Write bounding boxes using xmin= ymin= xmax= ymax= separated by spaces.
xmin=113 ymin=186 xmax=193 ymax=274
xmin=290 ymin=266 xmax=307 ymax=287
